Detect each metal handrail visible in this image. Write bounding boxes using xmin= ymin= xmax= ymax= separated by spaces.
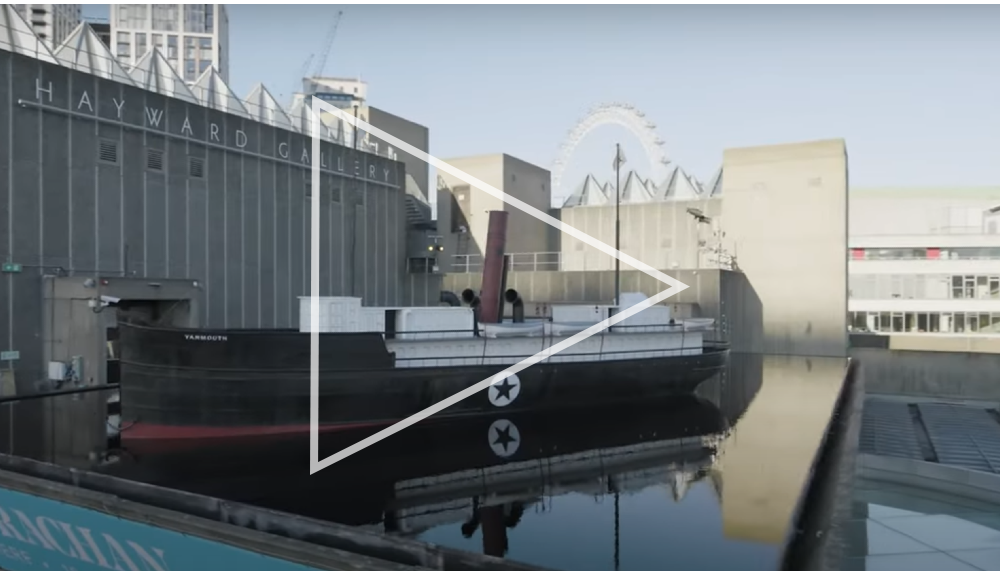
xmin=851 ymin=256 xmax=1000 ymax=261
xmin=393 ymin=343 xmax=728 ymax=366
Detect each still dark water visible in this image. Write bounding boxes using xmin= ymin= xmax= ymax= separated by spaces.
xmin=97 ymin=353 xmax=847 ymax=571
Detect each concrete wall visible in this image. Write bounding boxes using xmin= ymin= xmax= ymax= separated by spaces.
xmin=367 ymin=106 xmax=430 ymax=202
xmin=502 ymin=154 xmax=552 ymax=255
xmin=436 ymin=153 xmax=552 ymax=270
xmin=0 ymin=50 xmax=415 ymax=386
xmin=851 ymin=346 xmax=1000 ymax=401
xmin=721 ymin=139 xmax=849 ymax=357
xmin=437 ymin=154 xmax=504 ymax=266
xmin=558 ymin=198 xmax=722 ymax=272
xmin=886 ymin=333 xmax=1000 ymax=354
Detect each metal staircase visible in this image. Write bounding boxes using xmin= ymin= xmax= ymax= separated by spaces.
xmin=404 ymin=195 xmax=431 ymax=227
xmin=455 ymin=227 xmax=472 ymax=272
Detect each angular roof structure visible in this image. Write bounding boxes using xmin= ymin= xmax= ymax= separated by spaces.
xmin=244 ymin=83 xmax=295 ymax=131
xmin=0 ymin=4 xmax=58 ymax=64
xmin=54 ymin=22 xmax=135 ymax=86
xmin=563 ymin=174 xmax=611 ymax=208
xmin=657 ymin=164 xmax=702 ymax=200
xmin=287 ymin=94 xmax=347 ymax=144
xmin=562 ymin=164 xmax=721 ymax=208
xmin=128 ymin=48 xmax=199 ymax=105
xmin=704 ymin=167 xmax=724 ymax=198
xmin=191 ymin=66 xmax=251 ymax=118
xmin=621 ymin=171 xmax=657 ymax=203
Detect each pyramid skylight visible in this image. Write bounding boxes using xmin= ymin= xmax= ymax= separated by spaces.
xmin=128 ymin=48 xmax=199 ymax=105
xmin=192 ymin=66 xmax=250 ymax=118
xmin=0 ymin=5 xmax=58 ymax=64
xmin=54 ymin=22 xmax=135 ymax=86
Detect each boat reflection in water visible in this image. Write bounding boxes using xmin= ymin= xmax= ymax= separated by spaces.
xmin=105 ymin=353 xmax=766 ymax=570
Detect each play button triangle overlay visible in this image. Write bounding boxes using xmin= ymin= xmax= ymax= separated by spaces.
xmin=308 ymin=97 xmax=690 ymax=475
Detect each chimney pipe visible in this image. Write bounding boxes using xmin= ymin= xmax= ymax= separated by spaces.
xmin=504 ymin=289 xmax=524 ymax=323
xmin=478 ymin=211 xmax=509 ymax=324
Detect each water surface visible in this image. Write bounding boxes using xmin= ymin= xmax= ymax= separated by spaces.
xmin=103 ymin=353 xmax=848 ymax=571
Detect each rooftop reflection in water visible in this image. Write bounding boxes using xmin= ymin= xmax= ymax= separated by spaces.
xmin=102 ymin=353 xmax=849 ymax=571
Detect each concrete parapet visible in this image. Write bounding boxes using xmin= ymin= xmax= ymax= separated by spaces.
xmin=722 ymin=139 xmax=849 ymax=357
xmin=852 ymin=347 xmax=1000 ymax=401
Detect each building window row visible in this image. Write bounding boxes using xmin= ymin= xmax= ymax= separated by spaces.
xmin=850 ymin=311 xmax=1000 ymax=335
xmin=850 ymin=247 xmax=1000 ymax=261
xmin=849 ymin=274 xmax=1000 ymax=300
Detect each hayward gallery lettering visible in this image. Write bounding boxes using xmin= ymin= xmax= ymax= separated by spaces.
xmin=32 ymin=78 xmax=395 ymax=184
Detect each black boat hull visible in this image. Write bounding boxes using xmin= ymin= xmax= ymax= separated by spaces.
xmin=117 ymin=322 xmax=729 ymax=443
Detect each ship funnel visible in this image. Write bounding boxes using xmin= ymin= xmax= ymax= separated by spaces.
xmin=478 ymin=211 xmax=509 ymax=324
xmin=504 ymin=289 xmax=524 ymax=323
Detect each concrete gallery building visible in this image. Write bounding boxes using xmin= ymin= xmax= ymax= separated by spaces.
xmin=0 ymin=13 xmax=437 ymax=390
xmin=441 ymin=140 xmax=851 ymax=359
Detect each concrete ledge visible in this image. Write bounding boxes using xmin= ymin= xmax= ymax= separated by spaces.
xmin=0 ymin=453 xmax=554 ymax=571
xmin=888 ymin=334 xmax=1000 ymax=355
xmin=857 ymin=452 xmax=1000 ymax=505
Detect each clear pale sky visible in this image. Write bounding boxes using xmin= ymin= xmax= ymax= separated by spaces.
xmin=83 ymin=4 xmax=1000 ymax=206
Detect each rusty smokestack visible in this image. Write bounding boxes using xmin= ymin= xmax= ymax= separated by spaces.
xmin=478 ymin=211 xmax=509 ymax=324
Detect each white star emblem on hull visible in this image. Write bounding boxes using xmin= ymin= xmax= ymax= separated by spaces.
xmin=488 ymin=373 xmax=521 ymax=408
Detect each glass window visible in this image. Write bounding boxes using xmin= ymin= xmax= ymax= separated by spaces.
xmin=116 ymin=41 xmax=131 ymax=58
xmin=954 ymin=313 xmax=965 ymax=333
xmin=185 ymin=36 xmax=196 ymax=58
xmin=199 ymin=59 xmax=212 ymax=73
xmin=117 ymin=31 xmax=129 ymax=44
xmin=151 ymin=33 xmax=162 ymax=52
xmin=891 ymin=313 xmax=904 ymax=333
xmin=117 ymin=6 xmax=128 ymax=26
xmin=184 ymin=5 xmax=206 ymax=33
xmin=990 ymin=277 xmax=1000 ymax=299
xmin=167 ymin=35 xmax=178 ymax=59
xmin=185 ymin=58 xmax=196 ymax=77
xmin=135 ymin=33 xmax=147 ymax=58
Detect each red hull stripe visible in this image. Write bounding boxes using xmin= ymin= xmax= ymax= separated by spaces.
xmin=121 ymin=420 xmax=393 ymax=441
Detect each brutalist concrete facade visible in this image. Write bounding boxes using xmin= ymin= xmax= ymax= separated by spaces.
xmin=0 ymin=49 xmax=416 ymax=387
xmin=720 ymin=139 xmax=849 ymax=358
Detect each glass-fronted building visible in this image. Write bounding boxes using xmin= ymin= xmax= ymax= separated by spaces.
xmin=848 ymin=187 xmax=1000 ymax=335
xmin=110 ymin=4 xmax=228 ymax=83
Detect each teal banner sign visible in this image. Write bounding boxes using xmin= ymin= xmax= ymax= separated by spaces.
xmin=0 ymin=485 xmax=325 ymax=571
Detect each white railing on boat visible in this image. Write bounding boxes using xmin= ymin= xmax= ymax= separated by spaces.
xmin=385 ymin=323 xmax=726 ymax=369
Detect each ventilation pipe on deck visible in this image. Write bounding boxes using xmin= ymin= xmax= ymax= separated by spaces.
xmin=440 ymin=290 xmax=461 ymax=307
xmin=504 ymin=289 xmax=524 ymax=323
xmin=461 ymin=288 xmax=482 ymax=337
xmin=461 ymin=288 xmax=480 ymax=308
xmin=478 ymin=211 xmax=509 ymax=324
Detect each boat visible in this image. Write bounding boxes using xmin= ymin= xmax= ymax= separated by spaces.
xmin=115 ymin=211 xmax=729 ymax=445
xmin=117 ymin=295 xmax=728 ymax=444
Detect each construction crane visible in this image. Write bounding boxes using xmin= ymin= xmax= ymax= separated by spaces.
xmin=288 ymin=53 xmax=314 ymax=102
xmin=311 ymin=10 xmax=344 ymax=78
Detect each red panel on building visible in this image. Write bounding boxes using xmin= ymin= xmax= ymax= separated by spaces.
xmin=851 ymin=249 xmax=866 ymax=260
xmin=926 ymin=248 xmax=940 ymax=259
